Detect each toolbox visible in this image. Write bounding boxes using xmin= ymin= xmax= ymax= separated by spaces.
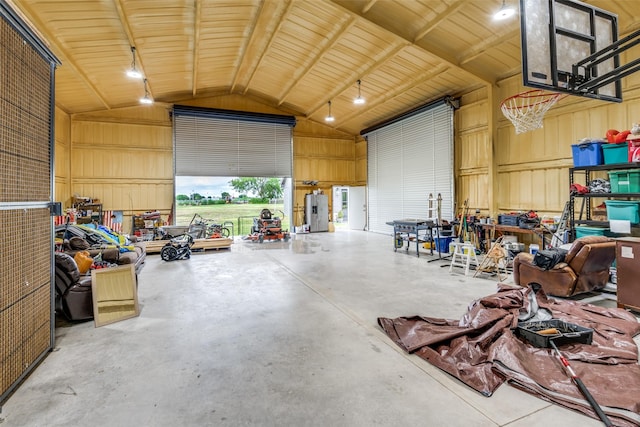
xmin=516 ymin=319 xmax=593 ymax=348
xmin=498 ymin=214 xmax=519 ymax=226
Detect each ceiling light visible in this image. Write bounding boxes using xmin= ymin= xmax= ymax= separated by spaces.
xmin=126 ymin=46 xmax=143 ymax=79
xmin=354 ymin=79 xmax=365 ymax=105
xmin=494 ymin=0 xmax=516 ymax=20
xmin=325 ymin=101 xmax=335 ymax=122
xmin=140 ymin=78 xmax=153 ymax=104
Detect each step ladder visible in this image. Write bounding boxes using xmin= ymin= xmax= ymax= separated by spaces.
xmin=449 ymin=241 xmax=479 ymax=275
xmin=548 ymin=201 xmax=570 ymax=248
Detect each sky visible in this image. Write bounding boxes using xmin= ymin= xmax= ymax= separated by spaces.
xmin=175 ymin=176 xmax=238 ymax=198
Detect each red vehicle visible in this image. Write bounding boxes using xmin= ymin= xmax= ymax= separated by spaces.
xmin=246 ymin=209 xmax=290 ymax=243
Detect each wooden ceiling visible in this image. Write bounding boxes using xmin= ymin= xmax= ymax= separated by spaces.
xmin=8 ymin=0 xmax=639 ymax=135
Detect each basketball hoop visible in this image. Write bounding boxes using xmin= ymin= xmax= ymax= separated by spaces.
xmin=501 ymin=89 xmax=565 ymax=134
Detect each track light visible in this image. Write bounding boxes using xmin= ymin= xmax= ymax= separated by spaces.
xmin=140 ymin=78 xmax=153 ymax=104
xmin=493 ymin=0 xmax=516 ymax=20
xmin=353 ymin=80 xmax=365 ymax=105
xmin=126 ymin=46 xmax=143 ymax=79
xmin=325 ymin=101 xmax=334 ymax=122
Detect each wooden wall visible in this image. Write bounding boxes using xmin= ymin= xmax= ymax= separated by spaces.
xmin=292 ymin=117 xmax=361 ymax=226
xmin=54 ymin=106 xmax=71 ymax=204
xmin=54 ymin=104 xmax=174 ymax=233
xmin=455 ymin=41 xmax=640 ymax=222
xmin=54 ymin=94 xmax=360 ymax=231
xmin=56 ymin=39 xmax=640 ymax=234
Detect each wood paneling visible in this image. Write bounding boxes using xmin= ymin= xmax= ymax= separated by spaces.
xmin=454 ymin=69 xmax=640 ymax=220
xmin=54 ymin=95 xmax=361 ymax=229
xmin=54 ymin=107 xmax=71 ymax=205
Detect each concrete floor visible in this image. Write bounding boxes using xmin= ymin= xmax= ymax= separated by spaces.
xmin=1 ymin=230 xmax=635 ymax=426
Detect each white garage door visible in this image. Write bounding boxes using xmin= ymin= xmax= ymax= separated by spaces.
xmin=364 ymin=99 xmax=455 ymax=234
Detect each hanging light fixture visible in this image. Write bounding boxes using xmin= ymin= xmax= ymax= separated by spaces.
xmin=126 ymin=46 xmax=143 ymax=79
xmin=325 ymin=101 xmax=335 ymax=122
xmin=353 ymin=79 xmax=365 ymax=105
xmin=139 ymin=78 xmax=153 ymax=104
xmin=493 ymin=0 xmax=516 ymax=20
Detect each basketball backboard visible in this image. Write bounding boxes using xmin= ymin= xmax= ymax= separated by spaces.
xmin=520 ymin=0 xmax=622 ymax=102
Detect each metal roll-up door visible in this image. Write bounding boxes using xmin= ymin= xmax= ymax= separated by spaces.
xmin=173 ymin=106 xmax=295 ymax=178
xmin=364 ymin=99 xmax=455 ymax=234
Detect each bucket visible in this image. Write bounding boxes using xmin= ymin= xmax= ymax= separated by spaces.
xmin=435 ymin=237 xmax=452 ymax=253
xmin=529 ymin=243 xmax=539 ymax=255
xmin=74 ymin=250 xmax=93 ymax=274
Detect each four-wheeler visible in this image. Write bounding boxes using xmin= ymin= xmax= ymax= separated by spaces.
xmin=246 ymin=209 xmax=290 ymax=243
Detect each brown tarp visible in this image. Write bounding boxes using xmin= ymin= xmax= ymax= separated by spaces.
xmin=378 ymin=284 xmax=640 ymax=426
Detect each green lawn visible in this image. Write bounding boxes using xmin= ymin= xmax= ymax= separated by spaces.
xmin=175 ymin=203 xmax=288 ymax=236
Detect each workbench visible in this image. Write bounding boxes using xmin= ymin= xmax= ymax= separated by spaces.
xmin=386 ymin=219 xmax=437 ymax=257
xmin=480 ymin=224 xmax=550 ymax=251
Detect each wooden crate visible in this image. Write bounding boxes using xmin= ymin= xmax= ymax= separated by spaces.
xmin=144 ymin=238 xmax=233 ymax=254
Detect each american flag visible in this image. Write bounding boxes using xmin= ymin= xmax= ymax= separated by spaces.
xmin=103 ymin=210 xmax=123 ymax=233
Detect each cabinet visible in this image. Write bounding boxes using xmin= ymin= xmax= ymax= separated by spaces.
xmin=616 ymin=237 xmax=640 ymax=312
xmin=73 ymin=202 xmax=103 ymax=224
xmin=569 ymin=162 xmax=640 ymax=240
xmin=132 ymin=211 xmax=163 ymax=240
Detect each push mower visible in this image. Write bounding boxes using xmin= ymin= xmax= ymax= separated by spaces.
xmin=246 ymin=209 xmax=290 ymax=243
xmin=160 ymin=233 xmax=194 ymax=261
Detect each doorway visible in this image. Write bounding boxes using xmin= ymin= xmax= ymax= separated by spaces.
xmin=332 ymin=186 xmax=366 ymax=230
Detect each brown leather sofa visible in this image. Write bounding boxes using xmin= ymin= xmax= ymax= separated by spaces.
xmin=54 ymin=252 xmax=94 ymax=321
xmin=513 ymin=236 xmax=616 ymax=297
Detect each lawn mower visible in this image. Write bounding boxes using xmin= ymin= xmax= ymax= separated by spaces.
xmin=246 ymin=209 xmax=290 ymax=243
xmin=160 ymin=233 xmax=194 ymax=261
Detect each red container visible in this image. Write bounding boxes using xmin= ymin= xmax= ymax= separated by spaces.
xmin=629 ymin=140 xmax=640 ymax=162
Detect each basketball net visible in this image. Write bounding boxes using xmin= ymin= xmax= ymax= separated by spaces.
xmin=501 ymin=89 xmax=564 ymax=134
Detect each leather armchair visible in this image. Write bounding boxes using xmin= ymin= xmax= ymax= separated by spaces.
xmin=54 ymin=252 xmax=94 ymax=321
xmin=513 ymin=236 xmax=616 ymax=297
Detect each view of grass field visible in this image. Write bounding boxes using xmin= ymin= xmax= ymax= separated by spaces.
xmin=175 ymin=203 xmax=288 ymax=237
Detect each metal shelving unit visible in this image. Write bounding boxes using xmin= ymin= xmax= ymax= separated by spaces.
xmin=569 ymin=162 xmax=640 ymax=240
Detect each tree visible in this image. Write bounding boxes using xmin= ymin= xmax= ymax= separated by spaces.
xmin=229 ymin=177 xmax=283 ymax=199
xmin=176 ymin=194 xmax=189 ymax=201
xmin=262 ymin=178 xmax=283 ymax=199
xmin=191 ymin=192 xmax=204 ymax=201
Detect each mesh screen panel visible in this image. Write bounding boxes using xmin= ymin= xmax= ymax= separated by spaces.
xmin=1 ymin=10 xmax=54 ymax=403
xmin=0 ymin=18 xmax=52 ymax=202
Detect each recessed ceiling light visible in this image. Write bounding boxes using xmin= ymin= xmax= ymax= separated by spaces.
xmin=494 ymin=0 xmax=516 ymax=20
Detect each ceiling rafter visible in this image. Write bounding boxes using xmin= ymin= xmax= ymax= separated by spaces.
xmin=337 ymin=63 xmax=451 ymax=127
xmin=362 ymin=0 xmax=377 ymax=14
xmin=114 ymin=0 xmax=152 ymax=97
xmin=413 ymin=0 xmax=467 ymax=43
xmin=192 ymin=0 xmax=202 ymax=96
xmin=14 ymin=1 xmax=111 ymax=110
xmin=277 ymin=17 xmax=357 ymax=106
xmin=328 ymin=0 xmax=488 ymax=85
xmin=230 ymin=0 xmax=267 ymax=93
xmin=459 ymin=27 xmax=520 ymax=66
xmin=304 ymin=40 xmax=409 ymax=118
xmin=241 ymin=0 xmax=296 ymax=95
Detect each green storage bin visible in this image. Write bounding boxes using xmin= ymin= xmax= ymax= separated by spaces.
xmin=604 ymin=200 xmax=640 ymax=223
xmin=575 ymin=226 xmax=607 ymax=239
xmin=602 ymin=142 xmax=629 ymax=164
xmin=608 ymin=169 xmax=640 ymax=193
